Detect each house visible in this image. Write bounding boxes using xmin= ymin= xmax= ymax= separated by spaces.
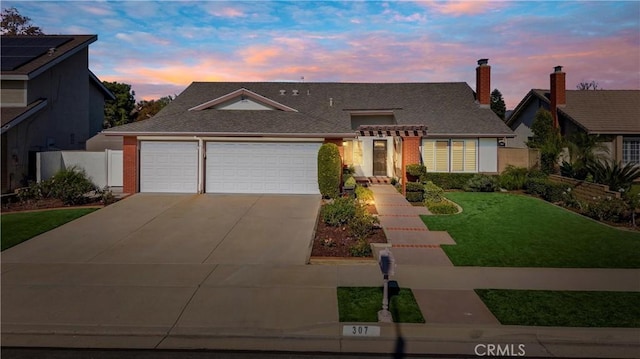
xmin=103 ymin=59 xmax=513 ymax=195
xmin=506 ymin=66 xmax=640 ymax=166
xmin=1 ymin=35 xmax=115 ymax=193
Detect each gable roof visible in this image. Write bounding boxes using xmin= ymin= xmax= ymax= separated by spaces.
xmin=1 ymin=35 xmax=97 ymax=80
xmin=104 ymin=82 xmax=514 ymax=138
xmin=508 ymin=89 xmax=640 ymax=134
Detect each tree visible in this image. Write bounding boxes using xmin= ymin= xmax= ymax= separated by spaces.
xmin=576 ymin=81 xmax=600 ymax=90
xmin=103 ymin=81 xmax=136 ymax=128
xmin=133 ymin=96 xmax=174 ymax=122
xmin=490 ymin=88 xmax=506 ymax=121
xmin=527 ymin=108 xmax=564 ymax=174
xmin=1 ymin=7 xmax=43 ymax=35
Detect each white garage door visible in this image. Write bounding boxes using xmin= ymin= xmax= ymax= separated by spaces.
xmin=206 ymin=142 xmax=321 ymax=194
xmin=140 ymin=141 xmax=198 ymax=193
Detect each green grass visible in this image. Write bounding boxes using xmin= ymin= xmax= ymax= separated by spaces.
xmin=421 ymin=192 xmax=640 ymax=268
xmin=1 ymin=208 xmax=98 ymax=251
xmin=476 ymin=289 xmax=640 ymax=327
xmin=337 ymin=287 xmax=425 ymax=323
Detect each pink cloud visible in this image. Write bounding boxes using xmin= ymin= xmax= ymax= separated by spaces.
xmin=209 ymin=7 xmax=246 ymax=18
xmin=418 ymin=1 xmax=507 ymax=16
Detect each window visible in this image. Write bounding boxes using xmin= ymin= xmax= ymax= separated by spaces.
xmin=623 ymin=137 xmax=640 ymax=165
xmin=423 ymin=140 xmax=450 ymax=172
xmin=423 ymin=139 xmax=477 ymax=173
xmin=343 ymin=140 xmax=363 ymax=166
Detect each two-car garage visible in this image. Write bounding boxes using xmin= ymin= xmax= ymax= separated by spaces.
xmin=139 ymin=141 xmax=322 ymax=194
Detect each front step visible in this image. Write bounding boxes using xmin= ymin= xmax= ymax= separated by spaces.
xmin=368 ymin=176 xmax=392 ymax=184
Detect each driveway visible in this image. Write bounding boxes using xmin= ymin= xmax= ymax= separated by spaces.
xmin=1 ymin=194 xmax=321 ymax=265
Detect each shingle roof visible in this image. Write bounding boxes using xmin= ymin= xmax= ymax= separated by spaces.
xmin=529 ymin=89 xmax=640 ymax=134
xmin=104 ymin=82 xmax=514 ymax=137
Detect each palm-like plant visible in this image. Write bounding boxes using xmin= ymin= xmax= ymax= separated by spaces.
xmin=566 ymin=133 xmax=610 ymax=179
xmin=586 ymin=160 xmax=640 ymax=192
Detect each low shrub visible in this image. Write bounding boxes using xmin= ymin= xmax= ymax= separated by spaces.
xmin=524 ymin=178 xmax=548 ymax=196
xmin=405 ymin=182 xmax=424 ymax=192
xmin=322 ymin=197 xmax=357 ymax=226
xmin=406 ymin=191 xmax=423 ymax=203
xmin=423 ymin=181 xmax=444 ymax=203
xmin=423 ymin=173 xmax=475 ymax=190
xmin=344 ymin=176 xmax=356 ymax=188
xmin=349 ymin=209 xmax=379 ymax=240
xmin=425 ymin=200 xmax=458 ymax=214
xmin=499 ymin=166 xmax=528 ymax=190
xmin=49 ymin=166 xmax=98 ymax=205
xmin=355 ymin=185 xmax=374 ymax=204
xmin=583 ymin=197 xmax=629 ymax=223
xmin=464 ymin=174 xmax=497 ymax=192
xmin=17 ymin=166 xmax=97 ymax=205
xmin=349 ymin=239 xmax=372 ymax=257
xmin=525 ymin=178 xmax=573 ymax=204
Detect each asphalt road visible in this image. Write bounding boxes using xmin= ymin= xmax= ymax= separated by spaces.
xmin=1 ymin=348 xmax=462 ymax=359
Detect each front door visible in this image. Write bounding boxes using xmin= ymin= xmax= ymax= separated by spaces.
xmin=373 ymin=140 xmax=387 ymax=176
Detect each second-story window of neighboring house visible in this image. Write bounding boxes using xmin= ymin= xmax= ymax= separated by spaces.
xmin=623 ymin=137 xmax=640 ymax=165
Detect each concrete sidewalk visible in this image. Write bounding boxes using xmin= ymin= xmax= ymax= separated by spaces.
xmin=2 ymin=262 xmax=639 ymax=357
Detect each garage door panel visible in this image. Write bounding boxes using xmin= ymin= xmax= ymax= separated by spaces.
xmin=140 ymin=141 xmax=198 ymax=193
xmin=206 ymin=142 xmax=320 ymax=194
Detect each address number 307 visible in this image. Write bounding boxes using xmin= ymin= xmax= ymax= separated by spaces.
xmin=342 ymin=325 xmax=381 ymax=337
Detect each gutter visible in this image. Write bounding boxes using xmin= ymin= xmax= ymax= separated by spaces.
xmin=1 ymin=100 xmax=48 ymax=134
xmin=102 ymin=131 xmax=358 ymax=138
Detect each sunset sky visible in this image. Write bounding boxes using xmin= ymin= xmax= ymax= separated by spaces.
xmin=6 ymin=1 xmax=640 ymax=109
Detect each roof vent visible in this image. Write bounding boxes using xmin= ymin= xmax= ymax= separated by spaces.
xmin=48 ymin=48 xmax=56 ymax=56
xmin=279 ymin=89 xmax=286 ymax=95
xmin=292 ymin=89 xmax=299 ymax=96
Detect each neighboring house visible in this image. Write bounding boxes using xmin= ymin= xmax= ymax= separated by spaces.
xmin=104 ymin=59 xmax=513 ymax=195
xmin=506 ymin=66 xmax=640 ymax=166
xmin=1 ymin=35 xmax=115 ymax=193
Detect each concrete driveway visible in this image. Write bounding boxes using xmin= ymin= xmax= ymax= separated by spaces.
xmin=2 ymin=193 xmax=321 ymax=265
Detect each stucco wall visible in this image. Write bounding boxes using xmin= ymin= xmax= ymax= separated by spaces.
xmin=478 ymin=138 xmax=498 ymax=173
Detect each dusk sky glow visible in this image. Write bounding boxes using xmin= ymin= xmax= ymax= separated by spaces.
xmin=7 ymin=0 xmax=640 ymax=109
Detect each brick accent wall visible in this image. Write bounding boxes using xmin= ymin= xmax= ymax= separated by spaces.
xmin=549 ymin=174 xmax=621 ymax=202
xmin=476 ymin=62 xmax=491 ymax=106
xmin=401 ymin=136 xmax=421 ymax=194
xmin=123 ymin=136 xmax=138 ymax=193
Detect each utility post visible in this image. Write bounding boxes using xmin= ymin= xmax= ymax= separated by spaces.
xmin=378 ymin=247 xmax=395 ymax=323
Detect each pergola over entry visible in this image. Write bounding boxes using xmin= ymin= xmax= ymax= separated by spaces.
xmin=357 ymin=125 xmax=428 ymax=194
xmin=357 ymin=125 xmax=428 ymax=138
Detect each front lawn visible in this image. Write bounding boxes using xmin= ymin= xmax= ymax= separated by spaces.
xmin=422 ymin=192 xmax=640 ymax=268
xmin=476 ymin=289 xmax=640 ymax=327
xmin=1 ymin=208 xmax=98 ymax=251
xmin=337 ymin=287 xmax=425 ymax=323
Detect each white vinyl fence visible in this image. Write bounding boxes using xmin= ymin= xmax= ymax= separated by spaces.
xmin=37 ymin=150 xmax=123 ymax=189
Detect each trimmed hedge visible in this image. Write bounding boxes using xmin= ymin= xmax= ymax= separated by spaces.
xmin=406 ymin=191 xmax=423 ymax=202
xmin=425 ymin=200 xmax=458 ymax=214
xmin=318 ymin=143 xmax=341 ymax=198
xmin=464 ymin=174 xmax=498 ymax=192
xmin=405 ymin=182 xmax=424 ymax=193
xmin=422 ymin=173 xmax=476 ymax=190
xmin=525 ymin=178 xmax=571 ymax=203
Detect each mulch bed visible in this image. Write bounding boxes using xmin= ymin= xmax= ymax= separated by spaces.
xmin=311 ymin=202 xmax=387 ymax=258
xmin=1 ymin=198 xmax=106 ymax=213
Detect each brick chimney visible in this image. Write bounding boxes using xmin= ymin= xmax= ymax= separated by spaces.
xmin=550 ymin=65 xmax=566 ymax=128
xmin=476 ymin=58 xmax=491 ymax=107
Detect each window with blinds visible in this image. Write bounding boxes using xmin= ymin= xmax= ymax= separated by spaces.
xmin=423 ymin=140 xmax=450 ymax=172
xmin=423 ymin=139 xmax=477 ymax=173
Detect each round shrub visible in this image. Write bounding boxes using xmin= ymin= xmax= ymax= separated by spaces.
xmin=405 ymin=182 xmax=424 ymax=192
xmin=425 ymin=200 xmax=458 ymax=214
xmin=318 ymin=143 xmax=341 ymax=198
xmin=49 ymin=166 xmax=98 ymax=205
xmin=405 ymin=191 xmax=424 ymax=202
xmin=499 ymin=165 xmax=528 ymax=190
xmin=321 ymin=197 xmax=357 ymax=226
xmin=463 ymin=174 xmax=497 ymax=192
